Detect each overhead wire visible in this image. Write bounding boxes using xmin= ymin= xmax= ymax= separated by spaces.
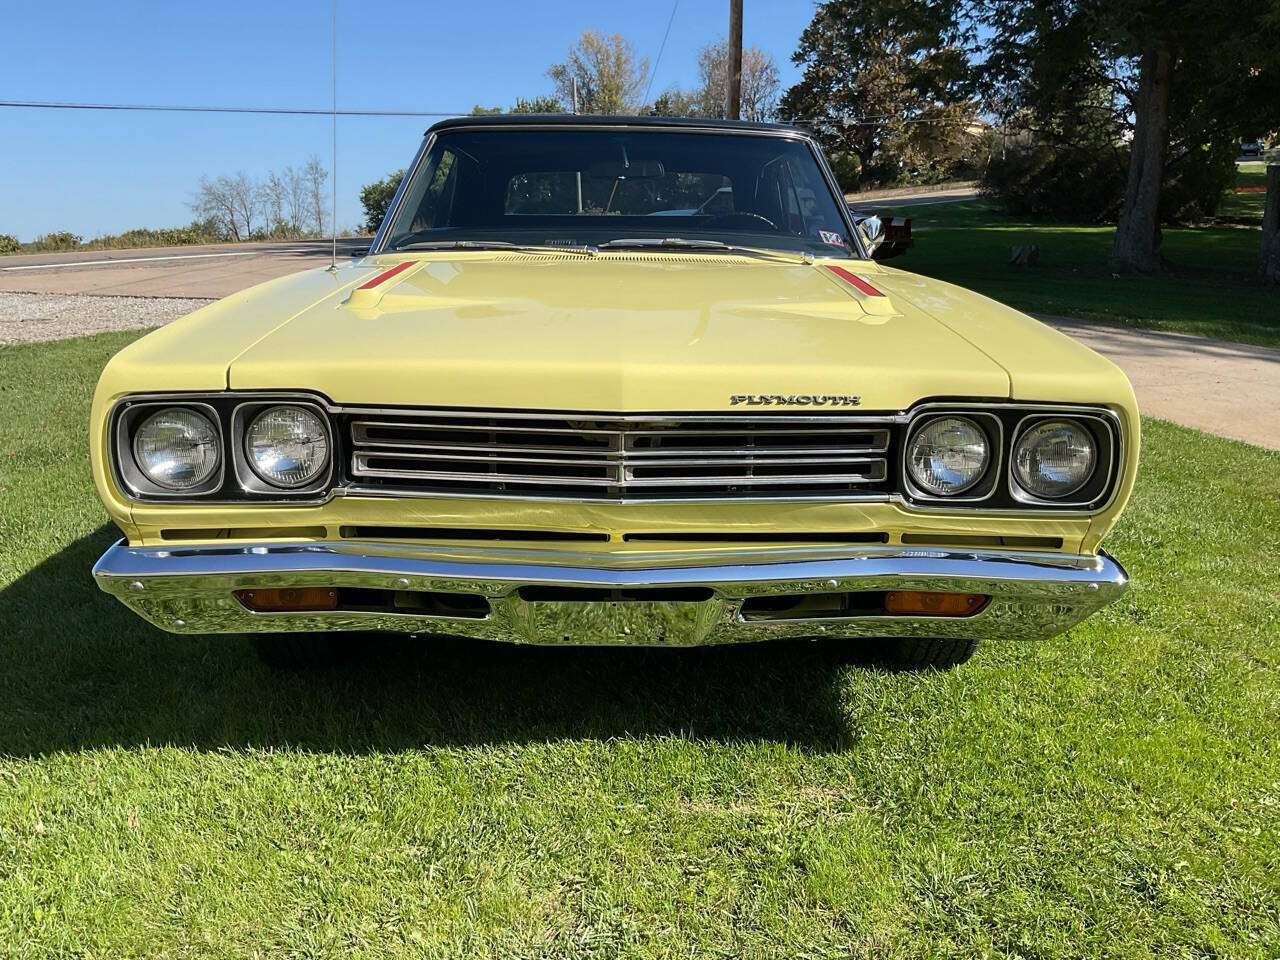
xmin=642 ymin=0 xmax=681 ymax=106
xmin=0 ymin=99 xmax=983 ymax=127
xmin=0 ymin=99 xmax=468 ymax=117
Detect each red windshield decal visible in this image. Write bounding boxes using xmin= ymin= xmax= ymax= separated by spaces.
xmin=357 ymin=260 xmax=415 ymax=290
xmin=824 ymin=264 xmax=885 ymax=297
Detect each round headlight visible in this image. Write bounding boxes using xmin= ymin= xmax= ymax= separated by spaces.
xmin=244 ymin=405 xmax=330 ymax=488
xmin=907 ymin=416 xmax=989 ymax=496
xmin=1013 ymin=420 xmax=1096 ymax=499
xmin=132 ymin=407 xmax=220 ymax=491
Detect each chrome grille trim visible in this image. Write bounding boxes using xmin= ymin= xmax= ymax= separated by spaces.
xmin=345 ymin=410 xmax=896 ymax=500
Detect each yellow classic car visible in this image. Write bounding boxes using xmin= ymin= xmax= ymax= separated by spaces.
xmin=90 ymin=115 xmax=1138 ymax=668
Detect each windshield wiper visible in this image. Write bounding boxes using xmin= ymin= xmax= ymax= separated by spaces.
xmin=390 ymin=239 xmax=597 ymax=256
xmin=596 ymin=237 xmax=814 ymax=263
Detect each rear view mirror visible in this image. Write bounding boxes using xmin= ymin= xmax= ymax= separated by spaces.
xmin=586 ymin=160 xmax=665 ymax=180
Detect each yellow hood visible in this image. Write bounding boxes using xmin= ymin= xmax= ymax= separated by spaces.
xmin=224 ymin=252 xmax=1011 ymax=410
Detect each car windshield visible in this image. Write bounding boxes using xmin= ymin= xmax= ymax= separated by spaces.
xmin=378 ymin=127 xmax=855 ymax=257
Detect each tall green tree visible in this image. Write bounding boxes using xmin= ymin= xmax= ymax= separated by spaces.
xmin=358 ymin=170 xmax=404 ymax=233
xmin=779 ymin=0 xmax=976 ymax=183
xmin=547 ymin=31 xmax=649 ymax=114
xmin=694 ymin=41 xmax=781 ymax=121
xmin=511 ymin=95 xmax=566 ymax=114
xmin=471 ymin=96 xmax=565 ymax=116
xmin=1261 ymin=165 xmax=1280 ymax=284
xmin=979 ymin=0 xmax=1280 ymax=272
xmin=647 ymin=88 xmax=701 ymax=117
xmin=647 ymin=43 xmax=780 ymax=121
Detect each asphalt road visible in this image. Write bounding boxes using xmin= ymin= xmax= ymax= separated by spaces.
xmin=846 ymin=184 xmax=979 ymax=210
xmin=0 ymin=237 xmax=368 ymax=299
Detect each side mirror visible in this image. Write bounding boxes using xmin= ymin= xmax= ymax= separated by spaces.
xmin=856 ymin=214 xmax=885 ymax=255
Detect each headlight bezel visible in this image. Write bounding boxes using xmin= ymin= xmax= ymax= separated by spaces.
xmin=114 ymin=401 xmax=226 ymax=498
xmin=233 ymin=400 xmax=334 ymax=494
xmin=1007 ymin=413 xmax=1114 ymax=508
xmin=899 ymin=404 xmax=1122 ymax=512
xmin=901 ymin=411 xmax=1003 ymax=503
xmin=109 ymin=393 xmax=337 ymax=504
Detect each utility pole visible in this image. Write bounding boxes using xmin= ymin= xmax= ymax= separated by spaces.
xmin=727 ymin=0 xmax=743 ymax=120
xmin=572 ymin=77 xmax=579 ymax=115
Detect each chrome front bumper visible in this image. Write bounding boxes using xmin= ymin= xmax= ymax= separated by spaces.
xmin=92 ymin=539 xmax=1128 ymax=647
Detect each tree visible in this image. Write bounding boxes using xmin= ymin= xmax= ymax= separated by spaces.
xmin=978 ymin=0 xmax=1280 ymax=272
xmin=1262 ymin=165 xmax=1280 ymax=284
xmin=778 ymin=0 xmax=975 ymax=185
xmin=190 ymin=175 xmax=234 ymax=240
xmin=694 ymin=41 xmax=781 ymax=122
xmin=190 ymin=173 xmax=258 ymax=241
xmin=473 ymin=96 xmax=565 ymax=116
xmin=359 ymin=169 xmax=405 ymax=233
xmin=284 ymin=165 xmax=309 ymax=234
xmin=647 ymin=87 xmax=702 ymax=117
xmin=191 ymin=165 xmax=327 ymax=241
xmin=548 ymin=31 xmax=648 ymax=114
xmin=226 ymin=171 xmax=259 ymax=239
xmin=260 ymin=170 xmax=289 ymax=234
xmin=303 ymin=155 xmax=328 ymax=234
xmin=511 ymin=95 xmax=565 ymax=114
xmin=976 ymin=8 xmax=1133 ymax=222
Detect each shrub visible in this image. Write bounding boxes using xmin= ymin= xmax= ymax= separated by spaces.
xmin=1161 ymin=139 xmax=1239 ymax=221
xmin=861 ymin=157 xmax=910 ymax=188
xmin=28 ymin=231 xmax=84 ymax=252
xmin=0 ymin=234 xmax=19 ymax=255
xmin=981 ymin=140 xmax=1127 ymax=222
xmin=827 ymin=152 xmax=861 ymax=193
xmin=82 ymin=222 xmax=226 ymax=251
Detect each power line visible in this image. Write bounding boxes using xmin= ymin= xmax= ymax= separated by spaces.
xmin=0 ymin=97 xmax=984 ymax=127
xmin=642 ymin=0 xmax=680 ymax=106
xmin=0 ymin=98 xmax=468 ymax=117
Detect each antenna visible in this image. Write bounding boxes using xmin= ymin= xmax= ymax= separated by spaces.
xmin=327 ymin=0 xmax=338 ymax=272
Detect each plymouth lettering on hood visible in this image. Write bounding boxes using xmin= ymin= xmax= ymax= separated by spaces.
xmin=730 ymin=394 xmax=862 ymax=406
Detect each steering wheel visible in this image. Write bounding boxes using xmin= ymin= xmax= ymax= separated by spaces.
xmin=703 ymin=211 xmax=778 ymax=230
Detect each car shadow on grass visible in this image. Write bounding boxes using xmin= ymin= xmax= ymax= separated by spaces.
xmin=0 ymin=526 xmax=866 ymax=757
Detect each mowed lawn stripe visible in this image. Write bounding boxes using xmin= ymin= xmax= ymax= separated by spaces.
xmin=1 ymin=330 xmax=1278 ymax=957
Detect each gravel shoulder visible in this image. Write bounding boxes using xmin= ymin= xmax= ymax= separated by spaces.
xmin=0 ymin=292 xmax=211 ymax=345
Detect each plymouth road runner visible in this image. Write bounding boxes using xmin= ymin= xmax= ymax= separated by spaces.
xmin=90 ymin=116 xmax=1138 ymax=668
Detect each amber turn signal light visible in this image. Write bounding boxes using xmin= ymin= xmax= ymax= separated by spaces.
xmin=235 ymin=587 xmax=339 ymax=612
xmin=883 ymin=591 xmax=987 ymax=617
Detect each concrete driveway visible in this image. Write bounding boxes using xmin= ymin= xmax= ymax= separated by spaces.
xmin=1044 ymin=318 xmax=1280 ymax=451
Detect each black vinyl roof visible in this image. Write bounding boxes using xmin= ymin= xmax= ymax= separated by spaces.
xmin=426 ymin=113 xmax=813 ymax=138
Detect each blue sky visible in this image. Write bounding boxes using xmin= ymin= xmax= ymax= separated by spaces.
xmin=0 ymin=0 xmax=819 ymax=241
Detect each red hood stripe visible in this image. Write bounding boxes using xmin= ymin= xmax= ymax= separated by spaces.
xmin=824 ymin=264 xmax=886 ymax=297
xmin=357 ymin=260 xmax=415 ymax=290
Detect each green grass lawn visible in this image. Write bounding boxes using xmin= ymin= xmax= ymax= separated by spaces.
xmin=1219 ymin=163 xmax=1270 ymax=219
xmin=871 ymin=169 xmax=1277 ymax=348
xmin=3 ymin=332 xmax=1279 ymax=957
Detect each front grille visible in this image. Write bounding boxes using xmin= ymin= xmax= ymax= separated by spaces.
xmin=343 ymin=409 xmax=896 ymax=500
